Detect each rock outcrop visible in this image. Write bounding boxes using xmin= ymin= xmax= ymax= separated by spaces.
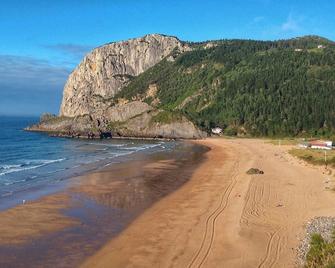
xmin=27 ymin=110 xmax=206 ymax=139
xmin=105 ymin=101 xmax=152 ymax=122
xmin=60 ymin=34 xmax=189 ymax=117
xmin=26 ymin=115 xmax=96 ymax=136
xmin=108 ymin=110 xmax=206 ymax=139
xmin=28 ymin=34 xmax=206 ymax=139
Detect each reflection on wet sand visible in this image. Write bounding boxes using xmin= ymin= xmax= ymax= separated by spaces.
xmin=0 ymin=193 xmax=78 ymax=245
xmin=0 ymin=142 xmax=208 ymax=268
xmin=76 ymin=159 xmax=188 ymax=210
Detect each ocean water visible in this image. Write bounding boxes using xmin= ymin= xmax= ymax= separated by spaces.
xmin=0 ymin=116 xmax=171 ymax=202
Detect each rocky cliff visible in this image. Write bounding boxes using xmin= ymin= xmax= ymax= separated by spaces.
xmin=28 ymin=34 xmax=335 ymax=138
xmin=60 ymin=34 xmax=189 ymax=117
xmin=29 ymin=34 xmax=206 ymax=139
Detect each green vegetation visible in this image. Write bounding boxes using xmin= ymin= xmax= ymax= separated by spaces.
xmin=106 ymin=121 xmax=124 ymax=132
xmin=305 ymin=233 xmax=335 ymax=268
xmin=289 ymin=148 xmax=335 ymax=167
xmin=40 ymin=113 xmax=70 ymax=124
xmin=224 ymin=126 xmax=238 ymax=136
xmin=150 ymin=110 xmax=184 ymax=125
xmin=266 ymin=139 xmax=298 ymax=145
xmin=114 ymin=35 xmax=335 ymax=136
xmin=40 ymin=113 xmax=57 ymax=122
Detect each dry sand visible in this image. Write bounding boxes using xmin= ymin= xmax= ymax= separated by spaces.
xmin=82 ymin=138 xmax=335 ymax=268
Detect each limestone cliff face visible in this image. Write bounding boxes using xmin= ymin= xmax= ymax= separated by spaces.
xmin=112 ymin=110 xmax=206 ymax=139
xmin=28 ymin=34 xmax=207 ymax=139
xmin=60 ymin=34 xmax=188 ymax=117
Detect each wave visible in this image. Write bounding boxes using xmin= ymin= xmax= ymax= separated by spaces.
xmin=86 ymin=142 xmax=126 ymax=148
xmin=0 ymin=158 xmax=65 ymax=176
xmin=122 ymin=143 xmax=162 ymax=151
xmin=1 ymin=191 xmax=13 ymax=197
xmin=3 ymin=179 xmax=26 ymax=186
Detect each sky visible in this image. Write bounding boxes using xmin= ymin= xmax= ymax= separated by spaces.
xmin=0 ymin=0 xmax=334 ymax=116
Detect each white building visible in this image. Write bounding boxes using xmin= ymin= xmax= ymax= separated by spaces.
xmin=211 ymin=127 xmax=223 ymax=135
xmin=310 ymin=140 xmax=332 ymax=150
xmin=325 ymin=141 xmax=333 ymax=147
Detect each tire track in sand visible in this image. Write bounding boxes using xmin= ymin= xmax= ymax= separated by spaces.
xmin=187 ymin=160 xmax=239 ymax=268
xmin=240 ymin=156 xmax=264 ymax=225
xmin=240 ymin=151 xmax=283 ymax=268
xmin=257 ymin=229 xmax=282 ymax=268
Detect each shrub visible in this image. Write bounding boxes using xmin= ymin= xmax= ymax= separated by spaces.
xmin=305 ymin=232 xmax=335 ymax=268
xmin=150 ymin=110 xmax=184 ymax=125
xmin=224 ymin=126 xmax=238 ymax=136
xmin=40 ymin=113 xmax=56 ymax=123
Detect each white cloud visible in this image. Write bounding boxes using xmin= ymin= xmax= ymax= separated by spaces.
xmin=0 ymin=55 xmax=71 ymax=114
xmin=259 ymin=12 xmax=309 ymax=40
xmin=0 ymin=55 xmax=70 ymax=91
xmin=253 ymin=16 xmax=265 ymax=23
xmin=44 ymin=43 xmax=93 ymax=60
xmin=281 ymin=13 xmax=303 ymax=32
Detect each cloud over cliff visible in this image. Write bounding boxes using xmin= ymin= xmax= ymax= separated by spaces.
xmin=0 ymin=55 xmax=71 ymax=115
xmin=43 ymin=43 xmax=93 ymax=61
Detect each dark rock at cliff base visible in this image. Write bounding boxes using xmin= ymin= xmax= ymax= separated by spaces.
xmin=26 ymin=109 xmax=206 ymax=140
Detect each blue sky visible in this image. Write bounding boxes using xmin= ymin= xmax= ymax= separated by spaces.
xmin=0 ymin=0 xmax=334 ymax=115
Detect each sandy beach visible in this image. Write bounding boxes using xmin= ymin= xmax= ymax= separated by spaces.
xmin=82 ymin=138 xmax=335 ymax=268
xmin=2 ymin=3 xmax=335 ymax=267
xmin=0 ymin=138 xmax=334 ymax=267
xmin=0 ymin=141 xmax=207 ymax=267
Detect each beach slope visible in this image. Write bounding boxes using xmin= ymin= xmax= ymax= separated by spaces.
xmin=82 ymin=138 xmax=335 ymax=268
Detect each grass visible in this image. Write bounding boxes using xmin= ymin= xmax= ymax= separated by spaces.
xmin=305 ymin=232 xmax=335 ymax=268
xmin=266 ymin=138 xmax=299 ymax=146
xmin=150 ymin=110 xmax=184 ymax=125
xmin=41 ymin=115 xmax=71 ymax=124
xmin=307 ymin=48 xmax=325 ymax=53
xmin=106 ymin=121 xmax=124 ymax=132
xmin=289 ymin=148 xmax=335 ymax=167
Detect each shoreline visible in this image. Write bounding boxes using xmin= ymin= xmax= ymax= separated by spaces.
xmin=82 ymin=138 xmax=335 ymax=268
xmin=25 ymin=127 xmax=197 ymax=141
xmin=0 ymin=138 xmax=176 ymax=211
xmin=25 ymin=126 xmax=206 ymax=141
xmin=0 ymin=140 xmax=208 ymax=267
xmin=1 ymin=138 xmax=335 ymax=267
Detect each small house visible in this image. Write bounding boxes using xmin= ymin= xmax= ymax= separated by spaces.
xmin=309 ymin=140 xmax=332 ymax=150
xmin=211 ymin=127 xmax=223 ymax=135
xmin=317 ymin=45 xmax=326 ymax=49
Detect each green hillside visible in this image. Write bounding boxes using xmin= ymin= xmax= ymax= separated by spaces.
xmin=113 ymin=36 xmax=335 ymax=137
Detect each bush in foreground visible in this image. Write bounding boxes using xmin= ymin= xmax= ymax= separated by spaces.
xmin=305 ymin=232 xmax=335 ymax=268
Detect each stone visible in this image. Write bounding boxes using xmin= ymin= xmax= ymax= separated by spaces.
xmin=27 ymin=34 xmax=206 ymax=139
xmin=60 ymin=34 xmax=190 ymax=118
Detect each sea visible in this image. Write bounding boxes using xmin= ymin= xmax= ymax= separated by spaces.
xmin=0 ymin=116 xmax=172 ymax=208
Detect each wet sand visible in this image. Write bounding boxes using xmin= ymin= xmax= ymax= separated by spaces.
xmin=0 ymin=193 xmax=78 ymax=245
xmin=82 ymin=138 xmax=335 ymax=268
xmin=2 ymin=138 xmax=335 ymax=267
xmin=0 ymin=141 xmax=207 ymax=267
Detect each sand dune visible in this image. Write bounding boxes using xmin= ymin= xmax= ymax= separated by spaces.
xmin=82 ymin=138 xmax=335 ymax=268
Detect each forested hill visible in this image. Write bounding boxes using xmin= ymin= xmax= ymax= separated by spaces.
xmin=114 ymin=35 xmax=335 ymax=137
